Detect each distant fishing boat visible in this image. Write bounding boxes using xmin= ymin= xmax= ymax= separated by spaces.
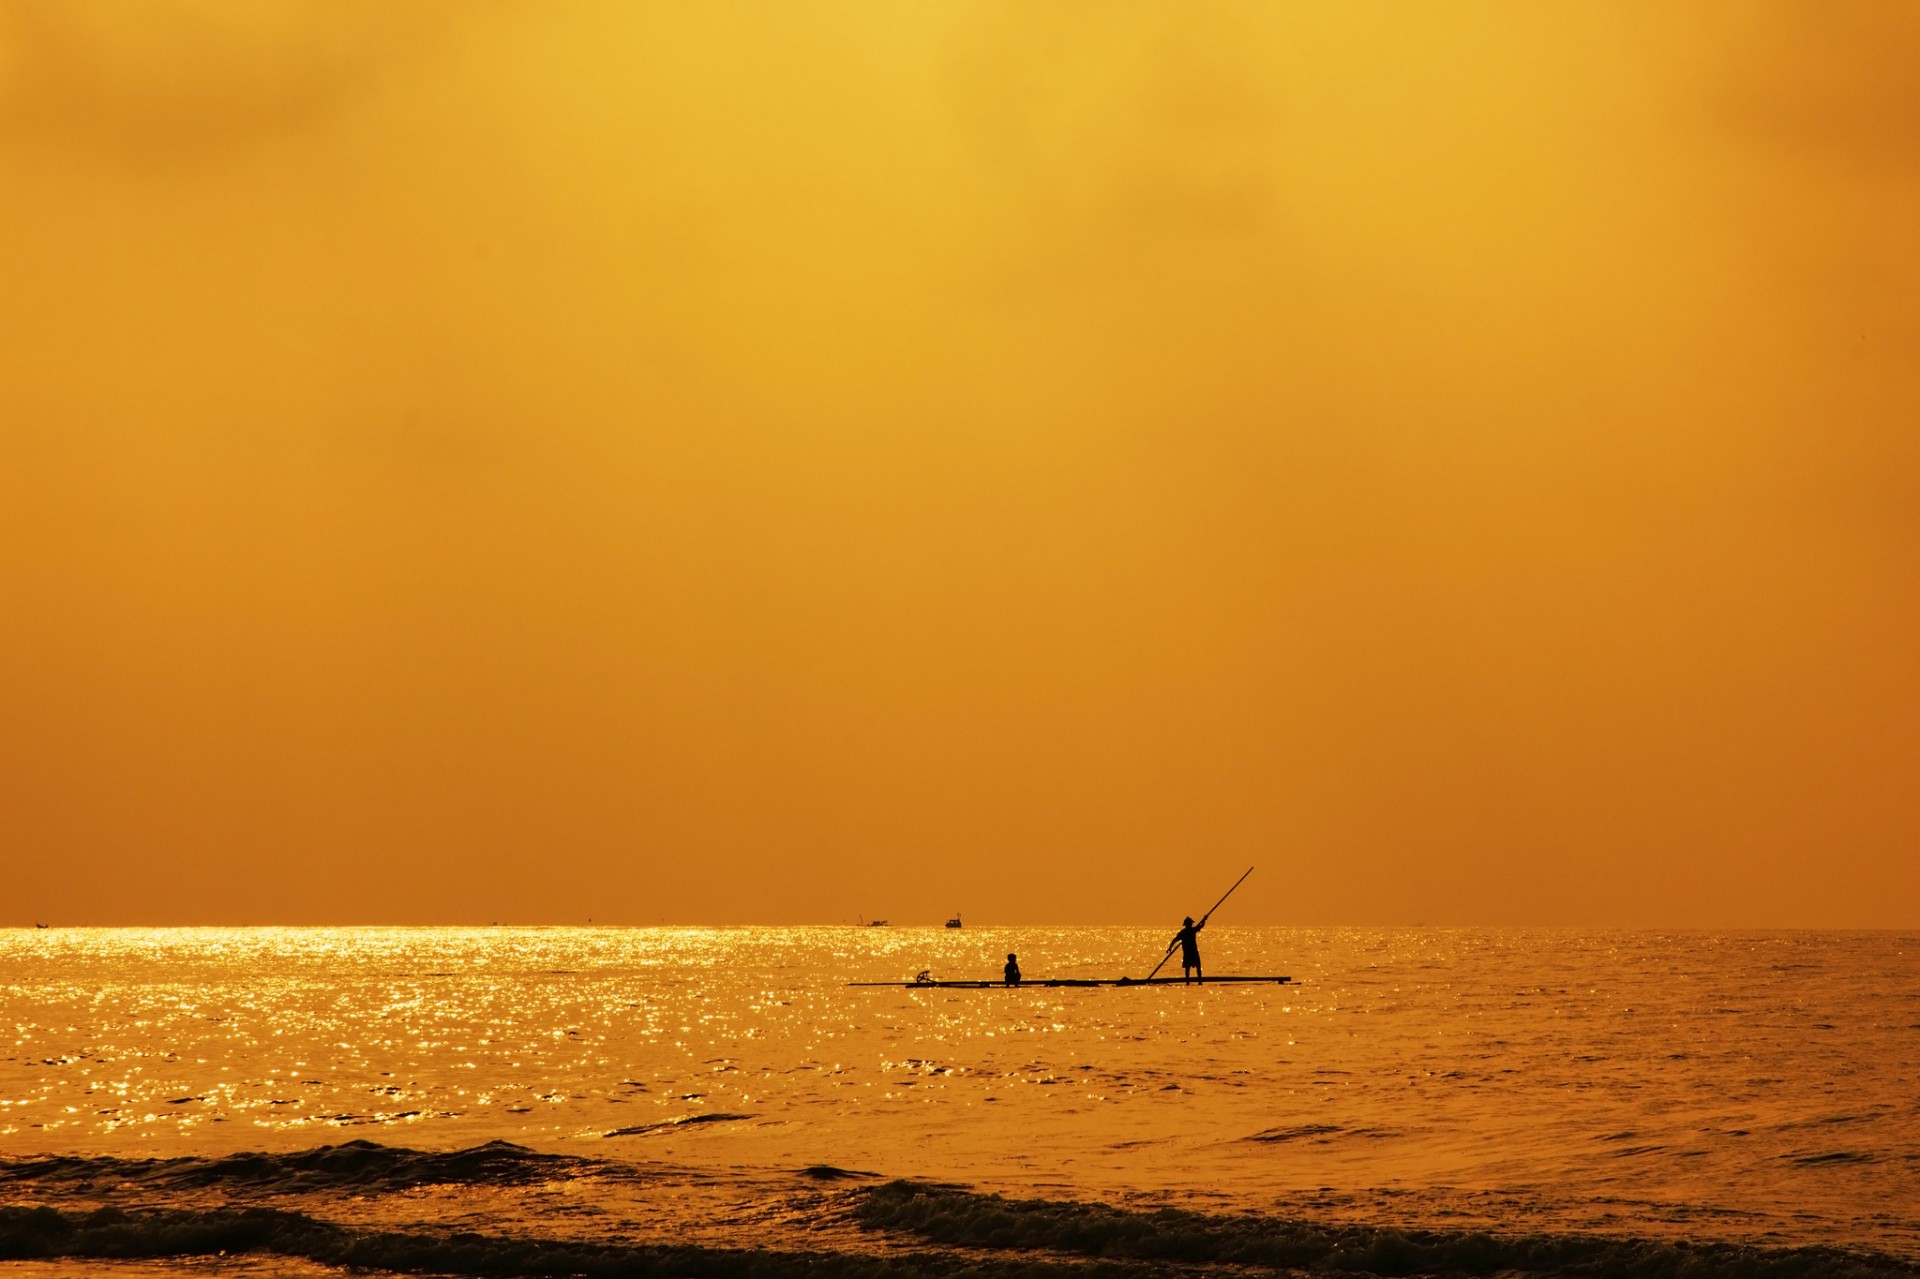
xmin=945 ymin=913 xmax=962 ymax=929
xmin=865 ymin=919 xmax=889 ymax=927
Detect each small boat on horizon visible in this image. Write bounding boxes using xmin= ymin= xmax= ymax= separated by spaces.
xmin=945 ymin=913 xmax=962 ymax=929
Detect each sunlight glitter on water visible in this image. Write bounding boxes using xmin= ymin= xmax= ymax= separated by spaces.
xmin=2 ymin=926 xmax=1917 ymax=1254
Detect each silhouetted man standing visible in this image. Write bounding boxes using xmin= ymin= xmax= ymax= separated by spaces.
xmin=1172 ymin=916 xmax=1204 ymax=984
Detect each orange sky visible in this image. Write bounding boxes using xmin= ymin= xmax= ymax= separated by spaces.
xmin=4 ymin=2 xmax=1916 ymax=927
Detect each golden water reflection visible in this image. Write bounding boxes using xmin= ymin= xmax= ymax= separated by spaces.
xmin=3 ymin=927 xmax=1916 ymax=1254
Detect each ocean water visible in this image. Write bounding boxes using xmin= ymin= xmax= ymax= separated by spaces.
xmin=2 ymin=926 xmax=1916 ymax=1276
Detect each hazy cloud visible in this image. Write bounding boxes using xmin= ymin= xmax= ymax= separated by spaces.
xmin=1709 ymin=2 xmax=1920 ymax=171
xmin=0 ymin=0 xmax=457 ymax=160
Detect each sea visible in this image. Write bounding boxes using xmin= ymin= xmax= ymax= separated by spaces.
xmin=2 ymin=926 xmax=1916 ymax=1277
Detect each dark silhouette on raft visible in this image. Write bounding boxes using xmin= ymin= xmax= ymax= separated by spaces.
xmin=1003 ymin=953 xmax=1021 ymax=986
xmin=1172 ymin=915 xmax=1204 ymax=984
xmin=1142 ymin=866 xmax=1254 ymax=983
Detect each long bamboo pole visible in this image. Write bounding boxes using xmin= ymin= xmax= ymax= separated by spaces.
xmin=1143 ymin=866 xmax=1254 ymax=981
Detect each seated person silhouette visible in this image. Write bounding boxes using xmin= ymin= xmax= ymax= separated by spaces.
xmin=1003 ymin=952 xmax=1022 ymax=986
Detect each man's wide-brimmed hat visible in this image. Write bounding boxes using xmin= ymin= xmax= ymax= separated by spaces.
xmin=1183 ymin=917 xmax=1194 ymax=926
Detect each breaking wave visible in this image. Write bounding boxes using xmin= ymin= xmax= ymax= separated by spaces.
xmin=606 ymin=1113 xmax=756 ymax=1138
xmin=4 ymin=1143 xmax=1918 ymax=1277
xmin=852 ymin=1181 xmax=1920 ymax=1278
xmin=0 ymin=1138 xmax=593 ymax=1194
xmin=1 ymin=1201 xmax=1204 ymax=1279
xmin=0 ymin=1203 xmax=1030 ymax=1278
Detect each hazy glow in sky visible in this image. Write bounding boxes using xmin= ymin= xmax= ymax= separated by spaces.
xmin=4 ymin=2 xmax=1916 ymax=926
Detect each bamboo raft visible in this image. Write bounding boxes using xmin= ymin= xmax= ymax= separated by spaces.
xmin=850 ymin=975 xmax=1290 ymax=988
xmin=852 ymin=867 xmax=1281 ymax=991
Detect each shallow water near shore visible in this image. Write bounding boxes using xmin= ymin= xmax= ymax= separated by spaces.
xmin=3 ymin=926 xmax=1917 ymax=1274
